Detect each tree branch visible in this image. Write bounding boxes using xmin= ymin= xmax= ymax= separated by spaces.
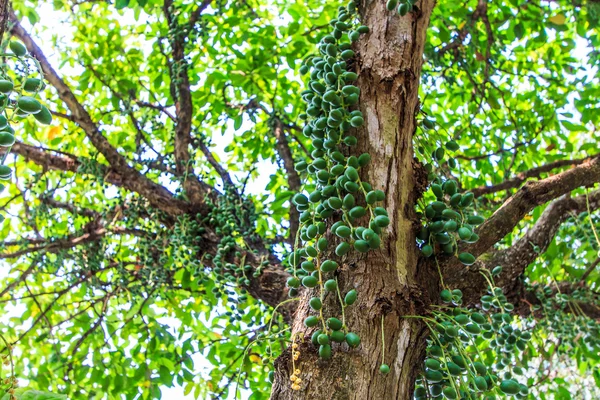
xmin=466 ymin=155 xmax=600 ymax=260
xmin=471 ymin=155 xmax=596 ymax=197
xmin=9 ymin=14 xmax=187 ymax=216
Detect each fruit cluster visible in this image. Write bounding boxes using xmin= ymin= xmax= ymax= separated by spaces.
xmin=0 ymin=39 xmax=53 ymax=211
xmin=285 ymin=0 xmax=391 ymax=363
xmin=415 ymin=274 xmax=530 ymax=399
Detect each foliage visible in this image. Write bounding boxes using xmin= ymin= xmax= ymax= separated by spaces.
xmin=0 ymin=0 xmax=597 ymax=398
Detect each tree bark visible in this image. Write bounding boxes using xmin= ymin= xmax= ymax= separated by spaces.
xmin=271 ymin=1 xmax=436 ymax=399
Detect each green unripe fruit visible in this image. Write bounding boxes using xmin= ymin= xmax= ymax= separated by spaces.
xmin=425 ymin=358 xmax=441 ymax=370
xmin=465 ymin=323 xmax=481 ymax=335
xmin=374 ymin=215 xmax=390 ymax=227
xmin=473 ymin=361 xmax=487 ymax=375
xmin=344 ymin=289 xmax=357 ymax=305
xmin=327 ymin=317 xmax=343 ymax=331
xmin=443 ymin=180 xmax=457 ymax=195
xmin=287 ymin=277 xmax=300 ymax=288
xmin=345 ymin=332 xmax=361 ymax=347
xmin=357 ymin=25 xmax=369 ymax=34
xmin=336 ymin=225 xmax=352 ymax=238
xmin=467 ymin=215 xmax=485 ymax=225
xmin=0 ymin=165 xmax=12 ymax=180
xmin=328 ymin=196 xmax=343 ymax=209
xmin=343 ymin=193 xmax=355 ymax=209
xmin=327 ymin=330 xmax=344 ymax=343
xmin=460 ymin=192 xmax=474 ymax=207
xmin=422 ymin=245 xmax=433 ymax=257
xmin=345 ymin=181 xmax=359 ymax=193
xmin=0 ymin=132 xmax=15 ymax=147
xmin=366 ymin=190 xmax=378 ymax=204
xmin=350 ymin=115 xmax=364 ymax=127
xmin=492 ymin=266 xmax=503 ymax=276
xmin=454 ymin=314 xmax=469 ymax=325
xmin=17 ymin=96 xmax=42 ymax=114
xmin=499 ymin=380 xmax=520 ymax=395
xmin=349 ymin=206 xmax=366 ymax=218
xmin=379 ymin=364 xmax=390 ymax=374
xmin=424 ymin=369 xmax=443 ymax=383
xmin=471 ymin=312 xmax=486 ymax=324
xmin=444 ymin=220 xmax=458 ymax=232
xmin=354 ymin=240 xmax=370 ymax=252
xmin=317 ymin=237 xmax=328 ymax=251
xmin=319 ymin=344 xmax=332 ymax=359
xmin=431 ymin=184 xmax=443 ymax=199
xmin=311 ymin=329 xmax=323 ymax=345
xmin=440 ymin=289 xmax=452 ymax=302
xmin=0 ymin=80 xmax=14 ymax=94
xmin=445 ymin=140 xmax=460 ymax=151
xmin=23 ymin=78 xmax=44 ymax=92
xmin=341 ymin=49 xmax=355 ymax=60
xmin=336 ymin=242 xmax=351 ymax=256
xmin=458 ymin=227 xmax=472 ymax=240
xmin=445 ymin=326 xmax=458 ymax=337
xmin=321 ymin=259 xmax=338 ymax=272
xmin=304 ymin=316 xmax=319 ymax=327
xmin=442 ymin=387 xmax=457 ymax=399
xmin=317 ymin=333 xmax=329 ymax=345
xmin=301 ymin=260 xmax=315 ymax=272
xmin=386 ymin=0 xmax=398 ymax=10
xmin=10 ymin=41 xmax=27 ymax=57
xmin=302 ymin=276 xmax=318 ymax=288
xmin=324 ymin=279 xmax=337 ymax=291
xmin=458 ymin=252 xmax=476 ymax=265
xmin=309 ymin=297 xmax=322 ymax=310
xmin=294 ymin=193 xmax=308 ymax=205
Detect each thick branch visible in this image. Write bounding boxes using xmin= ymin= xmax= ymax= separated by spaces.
xmin=471 ymin=155 xmax=595 ymax=197
xmin=467 ymin=155 xmax=600 ymax=259
xmin=273 ymin=117 xmax=301 ymax=244
xmin=446 ymin=190 xmax=600 ymax=305
xmin=10 ymin=15 xmax=187 ymax=216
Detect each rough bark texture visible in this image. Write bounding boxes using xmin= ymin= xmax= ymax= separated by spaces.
xmin=271 ymin=1 xmax=436 ymax=399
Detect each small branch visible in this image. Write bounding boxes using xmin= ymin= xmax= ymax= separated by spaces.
xmin=581 ymin=257 xmax=600 ymax=281
xmin=471 ymin=155 xmax=596 ymax=197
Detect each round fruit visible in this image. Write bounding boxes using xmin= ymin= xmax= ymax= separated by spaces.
xmin=379 ymin=364 xmax=390 ymax=374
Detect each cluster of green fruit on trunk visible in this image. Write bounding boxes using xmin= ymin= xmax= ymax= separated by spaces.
xmin=0 ymin=39 xmax=53 ymax=217
xmin=415 ymin=273 xmax=531 ymax=399
xmin=285 ymin=0 xmax=391 ymax=364
xmin=415 ymin=137 xmax=483 ymax=265
xmin=528 ymin=282 xmax=600 ymax=352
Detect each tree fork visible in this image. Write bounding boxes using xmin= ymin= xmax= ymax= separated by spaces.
xmin=271 ymin=1 xmax=436 ymax=398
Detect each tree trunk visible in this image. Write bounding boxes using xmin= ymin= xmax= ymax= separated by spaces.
xmin=271 ymin=1 xmax=436 ymax=399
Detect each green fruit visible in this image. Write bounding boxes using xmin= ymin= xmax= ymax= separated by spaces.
xmin=422 ymin=245 xmax=433 ymax=257
xmin=425 ymin=358 xmax=440 ymax=370
xmin=302 ymin=276 xmax=318 ymax=288
xmin=458 ymin=227 xmax=472 ymax=240
xmin=499 ymin=379 xmax=520 ymax=395
xmin=335 ymin=242 xmax=351 ymax=256
xmin=294 ymin=193 xmax=308 ymax=205
xmin=0 ymin=115 xmax=7 ymax=130
xmin=440 ymin=289 xmax=452 ymax=302
xmin=344 ymin=289 xmax=357 ymax=305
xmin=374 ymin=215 xmax=390 ymax=227
xmin=309 ymin=297 xmax=322 ymax=310
xmin=473 ymin=361 xmax=487 ymax=375
xmin=471 ymin=312 xmax=486 ymax=324
xmin=465 ymin=323 xmax=481 ymax=335
xmin=431 ymin=184 xmax=443 ymax=199
xmin=467 ymin=215 xmax=485 ymax=225
xmin=317 ymin=333 xmax=329 ymax=345
xmin=336 ymin=225 xmax=352 ymax=238
xmin=324 ymin=279 xmax=337 ymax=291
xmin=345 ymin=332 xmax=361 ymax=347
xmin=317 ymin=237 xmax=328 ymax=251
xmin=301 ymin=261 xmax=315 ymax=272
xmin=424 ymin=369 xmax=443 ymax=383
xmin=330 ymin=330 xmax=346 ymax=343
xmin=328 ymin=196 xmax=342 ymax=209
xmin=458 ymin=252 xmax=476 ymax=265
xmin=492 ymin=266 xmax=503 ymax=276
xmin=23 ymin=78 xmax=44 ymax=92
xmin=0 ymin=80 xmax=14 ymax=94
xmin=349 ymin=206 xmax=366 ymax=218
xmin=341 ymin=49 xmax=355 ymax=60
xmin=10 ymin=41 xmax=27 ymax=57
xmin=0 ymin=132 xmax=15 ymax=147
xmin=287 ymin=277 xmax=300 ymax=288
xmin=321 ymin=259 xmax=338 ymax=272
xmin=354 ymin=240 xmax=370 ymax=252
xmin=304 ymin=316 xmax=319 ymax=327
xmin=386 ymin=0 xmax=398 ymax=10
xmin=311 ymin=330 xmax=323 ymax=345
xmin=442 ymin=387 xmax=457 ymax=399
xmin=460 ymin=192 xmax=474 ymax=207
xmin=379 ymin=364 xmax=390 ymax=374
xmin=17 ymin=96 xmax=42 ymax=114
xmin=445 ymin=140 xmax=460 ymax=151
xmin=454 ymin=314 xmax=469 ymax=325
xmin=319 ymin=344 xmax=332 ymax=359
xmin=0 ymin=165 xmax=12 ymax=180
xmin=327 ymin=317 xmax=343 ymax=331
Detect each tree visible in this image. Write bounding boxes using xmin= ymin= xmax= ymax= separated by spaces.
xmin=0 ymin=0 xmax=598 ymax=398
